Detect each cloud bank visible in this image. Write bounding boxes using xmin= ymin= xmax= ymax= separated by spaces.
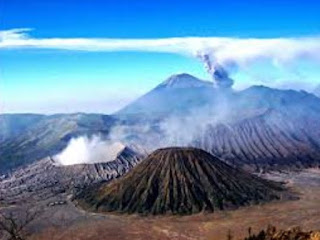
xmin=1 ymin=28 xmax=320 ymax=71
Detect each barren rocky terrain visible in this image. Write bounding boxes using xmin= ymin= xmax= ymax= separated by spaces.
xmin=0 ymin=169 xmax=318 ymax=240
xmin=0 ymin=146 xmax=142 ymax=206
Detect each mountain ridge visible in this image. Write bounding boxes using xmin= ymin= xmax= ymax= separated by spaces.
xmin=2 ymin=73 xmax=320 ymax=172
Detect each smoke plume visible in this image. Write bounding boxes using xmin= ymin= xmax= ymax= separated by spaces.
xmin=54 ymin=135 xmax=125 ymax=165
xmin=197 ymin=53 xmax=234 ymax=88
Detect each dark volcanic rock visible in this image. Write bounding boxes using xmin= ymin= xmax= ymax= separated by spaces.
xmin=76 ymin=147 xmax=285 ymax=215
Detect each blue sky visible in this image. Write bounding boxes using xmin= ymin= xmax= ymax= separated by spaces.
xmin=1 ymin=0 xmax=320 ymax=113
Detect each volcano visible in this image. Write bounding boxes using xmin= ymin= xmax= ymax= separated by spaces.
xmin=77 ymin=147 xmax=285 ymax=215
xmin=116 ymin=73 xmax=214 ymax=115
xmin=0 ymin=145 xmax=143 ymax=206
xmin=116 ymin=74 xmax=320 ymax=170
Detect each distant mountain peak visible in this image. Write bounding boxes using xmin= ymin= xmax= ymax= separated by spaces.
xmin=156 ymin=73 xmax=212 ymax=89
xmin=116 ymin=73 xmax=216 ymax=115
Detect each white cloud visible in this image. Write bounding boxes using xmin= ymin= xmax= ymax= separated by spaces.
xmin=1 ymin=28 xmax=320 ymax=70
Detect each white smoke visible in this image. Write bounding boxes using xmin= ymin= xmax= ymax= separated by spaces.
xmin=103 ymin=93 xmax=233 ymax=151
xmin=158 ymin=94 xmax=233 ymax=147
xmin=54 ymin=135 xmax=125 ymax=165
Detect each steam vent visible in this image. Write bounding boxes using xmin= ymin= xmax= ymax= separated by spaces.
xmin=76 ymin=147 xmax=285 ymax=215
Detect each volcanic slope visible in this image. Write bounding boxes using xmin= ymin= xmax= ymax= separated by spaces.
xmin=77 ymin=147 xmax=286 ymax=215
xmin=0 ymin=146 xmax=143 ymax=205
